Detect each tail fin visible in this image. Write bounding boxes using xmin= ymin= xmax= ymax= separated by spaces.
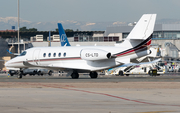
xmin=57 ymin=23 xmax=71 ymax=46
xmin=126 ymin=14 xmax=156 ymax=40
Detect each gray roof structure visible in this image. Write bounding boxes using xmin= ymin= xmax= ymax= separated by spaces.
xmin=105 ymin=24 xmax=180 ymax=36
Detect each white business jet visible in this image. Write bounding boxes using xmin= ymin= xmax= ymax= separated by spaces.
xmin=5 ymin=14 xmax=156 ymax=79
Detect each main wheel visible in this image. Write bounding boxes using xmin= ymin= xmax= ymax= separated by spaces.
xmin=118 ymin=71 xmax=124 ymax=76
xmin=71 ymin=72 xmax=79 ymax=79
xmin=90 ymin=72 xmax=98 ymax=78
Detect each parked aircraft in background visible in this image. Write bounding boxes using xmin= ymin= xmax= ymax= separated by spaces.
xmin=5 ymin=14 xmax=157 ymax=79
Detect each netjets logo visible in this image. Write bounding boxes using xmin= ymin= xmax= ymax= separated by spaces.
xmin=61 ymin=34 xmax=66 ymax=42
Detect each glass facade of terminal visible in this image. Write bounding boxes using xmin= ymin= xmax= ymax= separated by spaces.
xmin=74 ymin=31 xmax=180 ymax=41
xmin=74 ymin=33 xmax=119 ymax=42
xmin=122 ymin=33 xmax=129 ymax=39
xmin=74 ymin=36 xmax=119 ymax=42
xmin=153 ymin=31 xmax=180 ymax=39
xmin=122 ymin=31 xmax=180 ymax=40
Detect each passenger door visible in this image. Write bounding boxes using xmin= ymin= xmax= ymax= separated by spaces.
xmin=33 ymin=49 xmax=41 ymax=65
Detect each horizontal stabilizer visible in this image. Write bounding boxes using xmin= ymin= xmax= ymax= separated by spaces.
xmin=126 ymin=14 xmax=156 ymax=40
xmin=115 ymin=58 xmax=130 ymax=64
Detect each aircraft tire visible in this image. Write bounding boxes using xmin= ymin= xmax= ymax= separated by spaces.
xmin=17 ymin=74 xmax=22 ymax=79
xmin=119 ymin=71 xmax=124 ymax=76
xmin=148 ymin=70 xmax=154 ymax=76
xmin=90 ymin=72 xmax=98 ymax=78
xmin=71 ymin=72 xmax=79 ymax=79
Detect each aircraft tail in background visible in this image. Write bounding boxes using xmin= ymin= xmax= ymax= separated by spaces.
xmin=57 ymin=23 xmax=71 ymax=46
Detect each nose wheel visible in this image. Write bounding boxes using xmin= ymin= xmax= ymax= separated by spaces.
xmin=17 ymin=74 xmax=22 ymax=79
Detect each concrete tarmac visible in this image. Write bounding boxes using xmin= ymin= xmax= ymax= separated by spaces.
xmin=0 ymin=73 xmax=180 ymax=113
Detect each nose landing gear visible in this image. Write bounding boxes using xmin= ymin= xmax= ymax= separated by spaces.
xmin=17 ymin=68 xmax=23 ymax=79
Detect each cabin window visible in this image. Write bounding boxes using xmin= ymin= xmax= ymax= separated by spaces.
xmin=58 ymin=53 xmax=61 ymax=57
xmin=63 ymin=52 xmax=66 ymax=57
xmin=53 ymin=53 xmax=56 ymax=57
xmin=19 ymin=51 xmax=27 ymax=56
xmin=48 ymin=53 xmax=51 ymax=57
xmin=43 ymin=53 xmax=46 ymax=57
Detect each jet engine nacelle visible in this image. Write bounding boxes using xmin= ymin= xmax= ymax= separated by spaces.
xmin=80 ymin=49 xmax=111 ymax=61
xmin=136 ymin=49 xmax=152 ymax=58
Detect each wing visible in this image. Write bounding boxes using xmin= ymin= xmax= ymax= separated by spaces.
xmin=106 ymin=58 xmax=161 ymax=74
xmin=23 ymin=61 xmax=89 ymax=71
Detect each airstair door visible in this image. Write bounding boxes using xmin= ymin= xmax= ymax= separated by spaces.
xmin=33 ymin=49 xmax=41 ymax=65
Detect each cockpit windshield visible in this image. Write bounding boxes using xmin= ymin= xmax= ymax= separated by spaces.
xmin=19 ymin=51 xmax=27 ymax=56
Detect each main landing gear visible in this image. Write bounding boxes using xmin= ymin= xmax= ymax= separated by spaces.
xmin=90 ymin=71 xmax=98 ymax=78
xmin=70 ymin=71 xmax=98 ymax=79
xmin=71 ymin=71 xmax=79 ymax=79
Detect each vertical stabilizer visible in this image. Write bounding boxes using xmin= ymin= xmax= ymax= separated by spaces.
xmin=126 ymin=14 xmax=156 ymax=40
xmin=57 ymin=23 xmax=71 ymax=46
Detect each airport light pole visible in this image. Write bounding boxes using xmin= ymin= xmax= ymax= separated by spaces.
xmin=17 ymin=0 xmax=20 ymax=54
xmin=49 ymin=31 xmax=51 ymax=47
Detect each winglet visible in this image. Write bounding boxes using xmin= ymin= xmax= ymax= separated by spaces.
xmin=7 ymin=49 xmax=20 ymax=56
xmin=7 ymin=49 xmax=12 ymax=54
xmin=57 ymin=23 xmax=71 ymax=46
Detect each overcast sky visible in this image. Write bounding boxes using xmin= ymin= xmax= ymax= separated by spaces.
xmin=0 ymin=0 xmax=180 ymax=22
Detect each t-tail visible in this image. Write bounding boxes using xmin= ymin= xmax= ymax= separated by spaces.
xmin=57 ymin=23 xmax=71 ymax=46
xmin=114 ymin=14 xmax=156 ymax=59
xmin=126 ymin=14 xmax=156 ymax=42
xmin=125 ymin=14 xmax=157 ymax=55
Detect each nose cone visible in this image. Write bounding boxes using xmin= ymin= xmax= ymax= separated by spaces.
xmin=5 ymin=58 xmax=17 ymax=68
xmin=5 ymin=57 xmax=25 ymax=68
